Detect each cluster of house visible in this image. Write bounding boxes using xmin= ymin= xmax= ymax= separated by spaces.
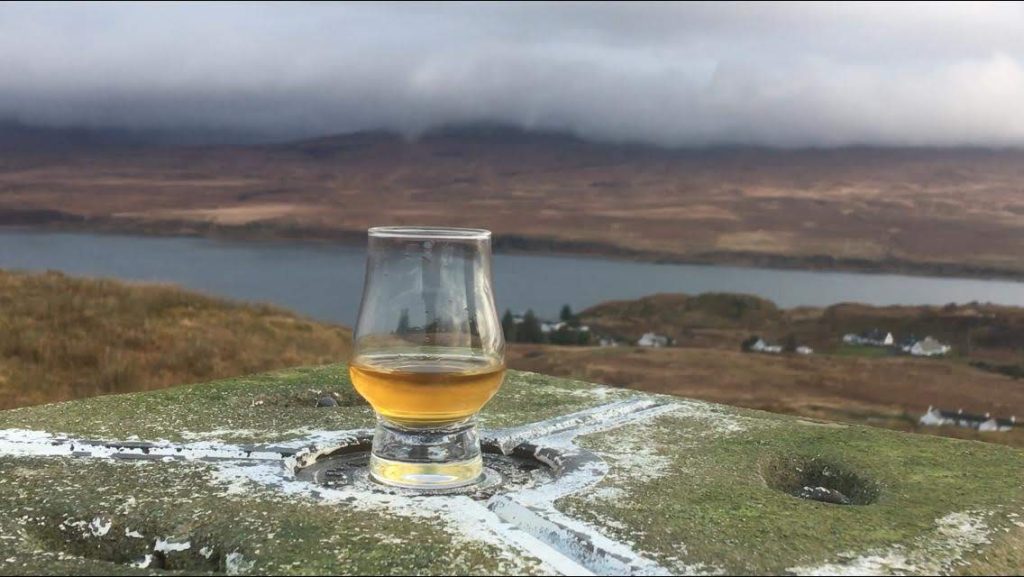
xmin=636 ymin=332 xmax=671 ymax=347
xmin=598 ymin=332 xmax=675 ymax=350
xmin=597 ymin=332 xmax=674 ymax=348
xmin=919 ymin=406 xmax=1015 ymax=432
xmin=746 ymin=338 xmax=813 ymax=355
xmin=542 ymin=320 xmax=590 ymax=335
xmin=842 ymin=329 xmax=951 ymax=357
xmin=508 ymin=315 xmax=591 ymax=335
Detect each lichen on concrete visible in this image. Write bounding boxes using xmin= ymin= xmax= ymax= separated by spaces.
xmin=560 ymin=404 xmax=1024 ymax=575
xmin=0 ymin=456 xmax=546 ymax=575
xmin=0 ymin=363 xmax=1022 ymax=575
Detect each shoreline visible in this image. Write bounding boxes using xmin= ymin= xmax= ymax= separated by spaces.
xmin=3 ymin=216 xmax=1024 ymax=284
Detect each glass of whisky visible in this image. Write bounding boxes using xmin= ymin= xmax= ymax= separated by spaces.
xmin=350 ymin=226 xmax=506 ymax=489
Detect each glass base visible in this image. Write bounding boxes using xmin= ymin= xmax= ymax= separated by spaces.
xmin=369 ymin=454 xmax=483 ymax=489
xmin=369 ymin=418 xmax=484 ymax=489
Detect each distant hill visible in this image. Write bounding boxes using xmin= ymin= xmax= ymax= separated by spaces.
xmin=582 ymin=292 xmax=784 ymax=334
xmin=1 ymin=124 xmax=1024 ymax=278
xmin=0 ymin=120 xmax=157 ymax=153
xmin=0 ymin=270 xmax=352 ymax=409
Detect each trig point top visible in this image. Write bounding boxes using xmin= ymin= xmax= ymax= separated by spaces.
xmin=0 ymin=364 xmax=1021 ymax=575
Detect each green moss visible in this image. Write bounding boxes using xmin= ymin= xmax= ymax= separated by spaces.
xmin=0 ymin=458 xmax=532 ymax=575
xmin=561 ymin=409 xmax=1024 ymax=574
xmin=0 ymin=364 xmax=372 ymax=442
xmin=480 ymin=370 xmax=640 ymax=428
xmin=0 ymin=365 xmax=635 ymax=442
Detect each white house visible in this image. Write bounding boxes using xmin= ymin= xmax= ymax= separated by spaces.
xmin=843 ymin=330 xmax=895 ymax=347
xmin=637 ymin=332 xmax=670 ymax=348
xmin=598 ymin=337 xmax=618 ymax=347
xmin=796 ymin=346 xmax=814 ymax=355
xmin=980 ymin=415 xmax=1016 ymax=432
xmin=540 ymin=321 xmax=566 ymax=334
xmin=919 ymin=406 xmax=1014 ymax=432
xmin=909 ymin=336 xmax=951 ymax=357
xmin=749 ymin=338 xmax=783 ymax=354
xmin=979 ymin=417 xmax=1000 ymax=432
xmin=538 ymin=321 xmax=589 ymax=334
xmin=919 ymin=406 xmax=953 ymax=427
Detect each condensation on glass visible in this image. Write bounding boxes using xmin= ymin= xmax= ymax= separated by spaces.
xmin=350 ymin=226 xmax=505 ymax=489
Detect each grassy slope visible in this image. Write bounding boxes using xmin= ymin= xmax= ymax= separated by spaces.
xmin=2 ymin=272 xmax=1021 ymax=450
xmin=507 ymin=344 xmax=1024 ymax=448
xmin=510 ymin=291 xmax=1024 ymax=448
xmin=0 ymin=270 xmax=351 ymax=409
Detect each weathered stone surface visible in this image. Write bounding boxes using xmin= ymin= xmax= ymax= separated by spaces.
xmin=0 ymin=364 xmax=1021 ymax=575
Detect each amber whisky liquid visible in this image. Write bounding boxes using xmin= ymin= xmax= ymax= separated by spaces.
xmin=350 ymin=353 xmax=505 ymax=427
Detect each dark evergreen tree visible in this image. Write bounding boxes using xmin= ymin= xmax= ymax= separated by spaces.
xmin=576 ymin=329 xmax=592 ymax=346
xmin=560 ymin=304 xmax=580 ymax=327
xmin=501 ymin=309 xmax=518 ymax=342
xmin=549 ymin=326 xmax=575 ymax=345
xmin=520 ymin=310 xmax=544 ymax=343
xmin=560 ymin=304 xmax=573 ymax=322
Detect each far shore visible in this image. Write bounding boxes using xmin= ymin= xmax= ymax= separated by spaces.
xmin=4 ymin=216 xmax=1024 ymax=285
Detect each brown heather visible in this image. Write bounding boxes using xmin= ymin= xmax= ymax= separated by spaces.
xmin=0 ymin=269 xmax=351 ymax=409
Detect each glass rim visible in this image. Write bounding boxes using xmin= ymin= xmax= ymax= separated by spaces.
xmin=368 ymin=226 xmax=492 ymax=240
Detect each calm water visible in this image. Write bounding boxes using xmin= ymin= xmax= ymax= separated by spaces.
xmin=2 ymin=229 xmax=1024 ymax=325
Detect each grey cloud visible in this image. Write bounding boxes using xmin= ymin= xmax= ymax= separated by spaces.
xmin=2 ymin=2 xmax=1024 ymax=146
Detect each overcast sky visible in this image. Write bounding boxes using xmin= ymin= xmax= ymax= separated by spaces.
xmin=3 ymin=2 xmax=1024 ymax=147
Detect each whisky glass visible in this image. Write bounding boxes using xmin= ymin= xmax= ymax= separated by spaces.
xmin=350 ymin=226 xmax=506 ymax=489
